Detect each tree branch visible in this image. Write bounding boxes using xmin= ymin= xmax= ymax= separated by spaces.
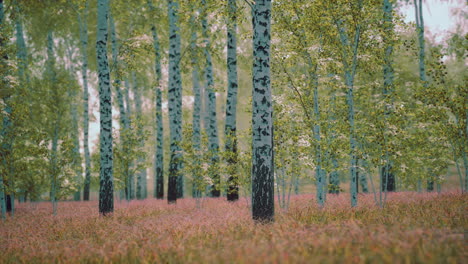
xmin=279 ymin=60 xmax=312 ymax=122
xmin=242 ymin=0 xmax=253 ymax=9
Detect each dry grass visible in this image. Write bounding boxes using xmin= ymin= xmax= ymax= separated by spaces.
xmin=0 ymin=191 xmax=466 ymax=263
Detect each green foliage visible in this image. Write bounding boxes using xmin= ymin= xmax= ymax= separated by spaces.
xmin=180 ymin=125 xmax=211 ymax=197
xmin=112 ymin=116 xmax=150 ymax=192
xmin=271 ymin=0 xmax=466 ymax=202
xmin=272 ymin=93 xmax=311 ymax=209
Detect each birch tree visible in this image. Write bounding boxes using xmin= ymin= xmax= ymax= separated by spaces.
xmin=64 ymin=41 xmax=82 ymax=202
xmin=444 ymin=32 xmax=468 ymax=193
xmin=380 ymin=0 xmax=396 ymax=193
xmin=251 ymin=0 xmax=274 ymax=222
xmin=12 ymin=0 xmax=30 ymax=205
xmin=46 ymin=31 xmax=59 ymax=215
xmin=189 ymin=12 xmax=202 ymax=198
xmin=78 ymin=1 xmax=92 ymax=201
xmin=327 ymin=88 xmax=340 ymax=194
xmin=132 ymin=72 xmax=147 ymax=200
xmin=0 ymin=0 xmax=9 ymax=220
xmin=155 ymin=88 xmax=164 ymax=199
xmin=334 ymin=0 xmax=364 ymax=207
xmin=0 ymin=0 xmax=15 ymax=214
xmin=274 ymin=2 xmax=327 ymax=206
xmin=413 ymin=0 xmax=437 ymax=192
xmin=167 ymin=0 xmax=183 ymax=203
xmin=109 ymin=11 xmax=137 ymax=200
xmin=201 ymin=0 xmax=220 ymax=198
xmin=225 ymin=0 xmax=239 ymax=201
xmin=43 ymin=31 xmax=79 ymax=214
xmin=148 ymin=0 xmax=164 ymax=199
xmin=124 ymin=79 xmax=135 ymax=199
xmin=97 ymin=0 xmax=113 ymax=214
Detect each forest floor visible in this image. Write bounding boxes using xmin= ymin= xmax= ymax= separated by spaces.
xmin=0 ymin=191 xmax=466 ymax=264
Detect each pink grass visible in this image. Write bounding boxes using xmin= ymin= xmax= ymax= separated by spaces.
xmin=1 ymin=191 xmax=466 ymax=263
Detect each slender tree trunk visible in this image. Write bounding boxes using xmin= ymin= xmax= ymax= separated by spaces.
xmin=155 ymin=89 xmax=164 ymax=199
xmin=427 ymin=172 xmax=435 ymax=192
xmin=335 ymin=0 xmax=363 ymax=207
xmin=328 ymin=89 xmax=340 ymax=194
xmin=110 ymin=13 xmax=132 ymax=200
xmin=148 ymin=0 xmax=164 ymax=199
xmin=297 ymin=31 xmax=326 ymax=205
xmin=11 ymin=0 xmax=30 ymax=208
xmin=80 ymin=1 xmax=92 ymax=201
xmin=5 ymin=194 xmax=13 ymax=214
xmin=201 ymin=0 xmax=220 ymax=198
xmin=1 ymin=122 xmax=13 ymax=214
xmin=225 ymin=0 xmax=239 ymax=201
xmin=346 ymin=70 xmax=358 ymax=206
xmin=338 ymin=38 xmax=358 ymax=206
xmin=381 ymin=0 xmax=396 ymax=193
xmin=0 ymin=0 xmax=14 ymax=216
xmin=346 ymin=64 xmax=358 ymax=207
xmin=380 ymin=164 xmax=395 ymax=192
xmin=414 ymin=0 xmax=431 ymax=191
xmin=15 ymin=4 xmax=27 ymax=83
xmin=281 ymin=166 xmax=286 ymax=207
xmin=311 ymin=75 xmax=325 ymax=206
xmin=167 ymin=0 xmax=183 ymax=203
xmin=190 ymin=14 xmax=202 ymax=198
xmin=47 ymin=31 xmax=59 ymax=216
xmin=65 ymin=42 xmax=82 ymax=202
xmin=97 ymin=0 xmax=113 ymax=215
xmin=450 ymin=141 xmax=464 ymax=193
xmin=110 ymin=14 xmax=129 ymax=133
xmin=251 ymin=0 xmax=274 ymax=222
xmin=132 ymin=73 xmax=147 ymax=200
xmin=13 ymin=4 xmax=26 ymax=205
xmin=414 ymin=0 xmax=427 ymax=88
xmin=143 ymin=170 xmax=147 ymax=198
xmin=0 ymin=0 xmax=8 ymax=220
xmin=124 ymin=79 xmax=135 ymax=200
xmin=381 ymin=164 xmax=395 ymax=192
xmin=15 ymin=13 xmax=28 ymax=206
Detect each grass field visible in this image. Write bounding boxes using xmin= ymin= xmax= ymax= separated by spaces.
xmin=0 ymin=191 xmax=466 ymax=263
